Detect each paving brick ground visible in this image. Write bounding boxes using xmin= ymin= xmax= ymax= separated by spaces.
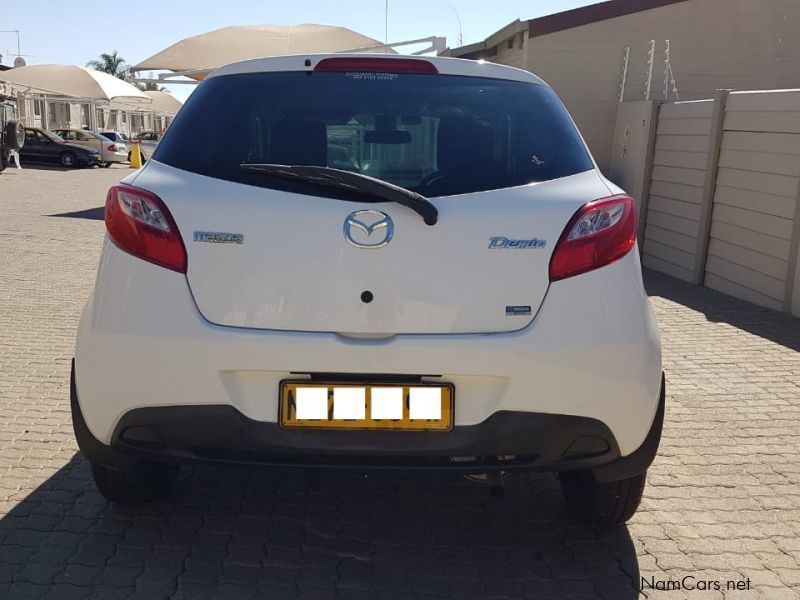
xmin=0 ymin=164 xmax=799 ymax=599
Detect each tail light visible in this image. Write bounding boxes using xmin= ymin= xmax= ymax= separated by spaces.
xmin=549 ymin=195 xmax=637 ymax=282
xmin=314 ymin=57 xmax=438 ymax=74
xmin=105 ymin=184 xmax=187 ymax=273
xmin=107 ymin=143 xmax=118 ymax=152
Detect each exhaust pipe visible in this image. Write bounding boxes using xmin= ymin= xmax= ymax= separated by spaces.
xmin=455 ymin=456 xmax=510 ymax=496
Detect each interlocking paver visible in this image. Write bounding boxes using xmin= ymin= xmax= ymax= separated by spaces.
xmin=1 ymin=165 xmax=799 ymax=598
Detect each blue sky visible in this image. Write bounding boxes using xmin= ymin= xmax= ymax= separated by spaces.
xmin=2 ymin=0 xmax=593 ymax=100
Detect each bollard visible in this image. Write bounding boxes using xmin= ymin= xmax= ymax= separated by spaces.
xmin=130 ymin=141 xmax=142 ymax=169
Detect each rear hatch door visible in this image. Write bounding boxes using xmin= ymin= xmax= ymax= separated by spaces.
xmin=135 ymin=162 xmax=610 ymax=335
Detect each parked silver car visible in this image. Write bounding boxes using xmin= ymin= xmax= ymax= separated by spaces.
xmin=99 ymin=131 xmax=140 ymax=163
xmin=52 ymin=129 xmax=127 ymax=167
xmin=99 ymin=131 xmax=130 ymax=145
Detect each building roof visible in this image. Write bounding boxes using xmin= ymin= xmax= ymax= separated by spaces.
xmin=447 ymin=0 xmax=690 ymax=58
xmin=527 ymin=0 xmax=689 ymax=37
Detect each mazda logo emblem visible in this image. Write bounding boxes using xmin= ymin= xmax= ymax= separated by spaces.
xmin=343 ymin=210 xmax=394 ymax=249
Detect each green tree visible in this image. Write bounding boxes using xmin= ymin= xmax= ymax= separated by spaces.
xmin=86 ymin=51 xmax=130 ymax=80
xmin=86 ymin=55 xmax=168 ymax=92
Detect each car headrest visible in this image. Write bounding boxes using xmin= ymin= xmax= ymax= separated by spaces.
xmin=269 ymin=120 xmax=328 ymax=167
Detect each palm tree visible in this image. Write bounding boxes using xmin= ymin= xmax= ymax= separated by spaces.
xmin=86 ymin=55 xmax=168 ymax=91
xmin=86 ymin=51 xmax=129 ymax=80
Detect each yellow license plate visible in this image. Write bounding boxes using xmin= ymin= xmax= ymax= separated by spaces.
xmin=280 ymin=381 xmax=454 ymax=431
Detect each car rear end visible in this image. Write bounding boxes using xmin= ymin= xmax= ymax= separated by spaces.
xmin=73 ymin=54 xmax=662 ymax=524
xmin=97 ymin=133 xmax=128 ymax=164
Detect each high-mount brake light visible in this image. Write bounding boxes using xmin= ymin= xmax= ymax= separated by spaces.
xmin=549 ymin=195 xmax=637 ymax=282
xmin=104 ymin=184 xmax=187 ymax=273
xmin=314 ymin=57 xmax=438 ymax=74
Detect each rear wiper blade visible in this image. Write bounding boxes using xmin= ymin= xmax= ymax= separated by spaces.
xmin=240 ymin=163 xmax=438 ymax=226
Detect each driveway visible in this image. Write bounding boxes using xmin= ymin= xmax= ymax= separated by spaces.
xmin=0 ymin=166 xmax=798 ymax=599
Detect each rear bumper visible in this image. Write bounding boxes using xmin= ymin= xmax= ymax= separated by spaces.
xmin=75 ymin=241 xmax=662 ymax=457
xmin=72 ymin=361 xmax=665 ymax=479
xmin=105 ymin=152 xmax=128 ymax=163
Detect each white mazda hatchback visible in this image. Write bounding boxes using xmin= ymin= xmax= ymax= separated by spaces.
xmin=72 ymin=54 xmax=663 ymax=526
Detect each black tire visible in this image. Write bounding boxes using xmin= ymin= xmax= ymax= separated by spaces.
xmin=5 ymin=120 xmax=24 ymax=150
xmin=559 ymin=469 xmax=646 ymax=527
xmin=60 ymin=151 xmax=77 ymax=168
xmin=90 ymin=460 xmax=179 ymax=505
xmin=103 ymin=162 xmax=112 ymax=168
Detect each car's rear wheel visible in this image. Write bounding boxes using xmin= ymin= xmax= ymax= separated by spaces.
xmin=90 ymin=460 xmax=179 ymax=505
xmin=559 ymin=469 xmax=646 ymax=527
xmin=60 ymin=151 xmax=77 ymax=168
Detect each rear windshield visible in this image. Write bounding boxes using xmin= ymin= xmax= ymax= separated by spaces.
xmin=155 ymin=71 xmax=593 ymax=197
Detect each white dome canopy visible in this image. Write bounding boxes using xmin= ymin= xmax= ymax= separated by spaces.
xmin=0 ymin=64 xmax=149 ymax=102
xmin=133 ymin=24 xmax=391 ymax=79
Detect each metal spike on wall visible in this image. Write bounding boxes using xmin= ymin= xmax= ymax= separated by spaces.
xmin=619 ymin=45 xmax=631 ymax=103
xmin=644 ymin=40 xmax=656 ymax=100
xmin=663 ymin=39 xmax=680 ymax=101
xmin=663 ymin=40 xmax=671 ymax=100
